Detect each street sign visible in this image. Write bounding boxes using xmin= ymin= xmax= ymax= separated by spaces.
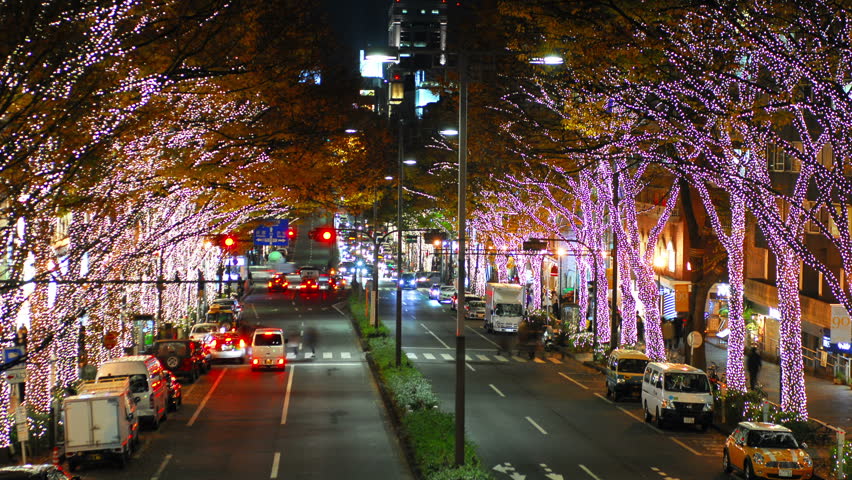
xmin=2 ymin=347 xmax=24 ymax=364
xmin=687 ymin=331 xmax=703 ymax=348
xmin=15 ymin=406 xmax=28 ymax=442
xmin=4 ymin=367 xmax=26 ymax=384
xmin=254 ymin=219 xmax=290 ymax=247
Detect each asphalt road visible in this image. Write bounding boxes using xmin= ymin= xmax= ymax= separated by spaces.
xmin=380 ymin=284 xmax=734 ymax=480
xmin=71 ymin=216 xmax=410 ymax=480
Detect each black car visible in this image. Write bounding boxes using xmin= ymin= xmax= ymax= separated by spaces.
xmin=267 ymin=274 xmax=289 ymax=292
xmin=0 ymin=465 xmax=80 ymax=480
xmin=165 ymin=372 xmax=182 ymax=411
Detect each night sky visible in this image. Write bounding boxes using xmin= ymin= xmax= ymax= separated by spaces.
xmin=323 ymin=0 xmax=389 ymax=61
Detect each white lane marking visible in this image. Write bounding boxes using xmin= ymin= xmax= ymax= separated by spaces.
xmin=150 ymin=453 xmax=173 ymax=480
xmin=281 ymin=365 xmax=295 ymax=425
xmin=406 ymin=352 xmax=418 ymax=359
xmin=579 ymin=464 xmax=604 ymax=480
xmin=466 ymin=362 xmax=476 ymax=372
xmin=476 ymin=354 xmax=489 ymax=361
xmin=547 ymin=357 xmax=562 ymax=364
xmin=559 ymin=372 xmax=590 ymax=390
xmin=270 ymin=452 xmax=281 ymax=479
xmin=512 ymin=356 xmax=527 ymax=363
xmin=423 ymin=353 xmax=436 ymax=360
xmin=671 ymin=437 xmax=708 ymax=456
xmin=496 ymin=355 xmax=509 ymax=362
xmin=489 ymin=384 xmax=506 ymax=397
xmin=617 ymin=406 xmax=663 ymax=434
xmin=466 ymin=324 xmax=498 ymax=346
xmin=594 ymin=392 xmax=613 ymax=404
xmin=441 ymin=353 xmax=454 ymax=361
xmin=251 ymin=304 xmax=259 ymax=320
xmin=421 ymin=323 xmax=451 ymax=349
xmin=525 ymin=416 xmax=548 ymax=435
xmin=323 ymin=352 xmax=332 ymax=359
xmin=291 ymin=362 xmax=361 ymax=367
xmin=187 ymin=369 xmax=226 ymax=426
xmin=341 ymin=352 xmax=351 ymax=359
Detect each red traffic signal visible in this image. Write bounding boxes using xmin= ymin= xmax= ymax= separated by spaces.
xmin=310 ymin=227 xmax=336 ymax=243
xmin=215 ymin=234 xmax=237 ymax=251
xmin=287 ymin=228 xmax=296 ymax=239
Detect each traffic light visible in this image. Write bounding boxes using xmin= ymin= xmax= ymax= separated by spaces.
xmin=287 ymin=227 xmax=296 ymax=240
xmin=310 ymin=227 xmax=336 ymax=243
xmin=214 ymin=233 xmax=237 ymax=252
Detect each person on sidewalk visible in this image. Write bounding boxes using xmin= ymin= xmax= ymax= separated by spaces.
xmin=746 ymin=346 xmax=763 ymax=390
xmin=673 ymin=316 xmax=683 ymax=349
xmin=662 ymin=318 xmax=674 ymax=350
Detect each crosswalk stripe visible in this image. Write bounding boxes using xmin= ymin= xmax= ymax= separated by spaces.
xmin=547 ymin=357 xmax=562 ymax=364
xmin=323 ymin=352 xmax=332 ymax=359
xmin=407 ymin=352 xmax=418 ymax=360
xmin=341 ymin=352 xmax=351 ymax=359
xmin=423 ymin=353 xmax=436 ymax=360
xmin=465 ymin=355 xmax=472 ymax=361
xmin=304 ymin=352 xmax=314 ymax=359
xmin=496 ymin=356 xmax=509 ymax=362
xmin=476 ymin=355 xmax=489 ymax=361
xmin=286 ymin=352 xmax=297 ymax=359
xmin=512 ymin=356 xmax=527 ymax=363
xmin=441 ymin=353 xmax=454 ymax=361
xmin=533 ymin=357 xmax=546 ymax=363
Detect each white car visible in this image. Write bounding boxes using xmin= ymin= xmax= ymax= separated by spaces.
xmin=438 ymin=286 xmax=455 ymax=304
xmin=188 ymin=323 xmax=220 ymax=342
xmin=207 ymin=332 xmax=247 ymax=364
xmin=465 ymin=300 xmax=486 ymax=320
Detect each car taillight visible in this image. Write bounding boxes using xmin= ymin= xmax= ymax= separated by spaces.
xmin=210 ymin=339 xmax=217 ymax=349
xmin=252 ymin=358 xmax=259 ymax=365
xmin=278 ymin=358 xmax=285 ymax=365
xmin=239 ymin=339 xmax=246 ymax=349
xmin=268 ymin=282 xmax=273 ymax=287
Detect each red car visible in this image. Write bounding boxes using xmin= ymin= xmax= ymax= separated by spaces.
xmin=299 ymin=278 xmax=320 ymax=294
xmin=267 ymin=274 xmax=289 ymax=292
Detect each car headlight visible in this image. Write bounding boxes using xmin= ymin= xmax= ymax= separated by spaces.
xmin=752 ymin=453 xmax=765 ymax=465
xmin=800 ymin=454 xmax=812 ymax=467
xmin=616 ymin=377 xmax=625 ymax=384
xmin=661 ymin=399 xmax=676 ymax=409
xmin=703 ymin=402 xmax=713 ymax=412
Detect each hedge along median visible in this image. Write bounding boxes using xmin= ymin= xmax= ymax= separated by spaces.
xmin=348 ymin=292 xmax=493 ymax=480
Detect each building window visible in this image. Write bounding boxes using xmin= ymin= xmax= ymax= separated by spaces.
xmin=767 ymin=143 xmax=800 ymax=172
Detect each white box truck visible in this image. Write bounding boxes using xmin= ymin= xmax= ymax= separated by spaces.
xmin=63 ymin=377 xmax=139 ymax=471
xmin=484 ymin=283 xmax=525 ymax=333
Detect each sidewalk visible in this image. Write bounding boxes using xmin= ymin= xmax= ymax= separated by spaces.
xmin=704 ymin=338 xmax=852 ymax=433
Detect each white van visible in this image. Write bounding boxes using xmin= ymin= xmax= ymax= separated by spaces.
xmin=96 ymin=355 xmax=168 ymax=428
xmin=641 ymin=362 xmax=713 ymax=431
xmin=251 ymin=328 xmax=287 ymax=371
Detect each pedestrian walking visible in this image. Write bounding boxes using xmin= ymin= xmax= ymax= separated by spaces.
xmin=496 ymin=333 xmax=511 ymax=356
xmin=550 ymin=290 xmax=559 ymax=319
xmin=303 ymin=327 xmax=318 ymax=355
xmin=662 ymin=317 xmax=674 ymax=350
xmin=746 ymin=346 xmax=762 ymax=390
xmin=637 ymin=315 xmax=645 ymax=342
xmin=673 ymin=316 xmax=683 ymax=349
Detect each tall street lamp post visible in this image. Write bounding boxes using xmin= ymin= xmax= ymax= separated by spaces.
xmin=395 ymin=120 xmax=417 ymax=368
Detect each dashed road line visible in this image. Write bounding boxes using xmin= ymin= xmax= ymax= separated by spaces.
xmin=579 ymin=464 xmax=603 ymax=480
xmin=489 ymin=384 xmax=506 ymax=397
xmin=150 ymin=453 xmax=173 ymax=480
xmin=525 ymin=416 xmax=548 ymax=435
xmin=187 ymin=369 xmax=226 ymax=426
xmin=560 ymin=372 xmax=590 ymax=390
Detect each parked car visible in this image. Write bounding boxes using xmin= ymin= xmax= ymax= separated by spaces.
xmin=452 ymin=293 xmax=482 ymax=311
xmin=0 ymin=464 xmax=80 ymax=479
xmin=188 ymin=322 xmax=219 ymax=342
xmin=165 ymin=372 xmax=182 ymax=412
xmin=95 ymin=355 xmax=168 ymax=428
xmin=151 ymin=339 xmax=206 ymax=383
xmin=208 ymin=332 xmax=247 ymax=364
xmin=205 ymin=304 xmax=239 ymax=330
xmin=438 ymin=285 xmax=455 ymax=303
xmin=429 ymin=283 xmax=442 ymax=300
xmin=464 ymin=300 xmax=486 ymax=320
xmin=722 ymin=422 xmax=813 ymax=480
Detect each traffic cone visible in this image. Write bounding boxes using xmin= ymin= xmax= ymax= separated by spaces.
xmin=52 ymin=446 xmax=60 ymax=465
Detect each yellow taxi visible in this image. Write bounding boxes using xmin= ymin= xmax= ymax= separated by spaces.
xmin=723 ymin=421 xmax=813 ymax=480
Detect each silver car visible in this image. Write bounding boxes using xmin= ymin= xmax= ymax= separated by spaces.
xmin=438 ymin=285 xmax=455 ymax=303
xmin=465 ymin=300 xmax=486 ymax=320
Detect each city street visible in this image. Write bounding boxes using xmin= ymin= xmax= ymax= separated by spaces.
xmin=376 ymin=284 xmax=731 ymax=480
xmin=68 ymin=222 xmax=411 ymax=480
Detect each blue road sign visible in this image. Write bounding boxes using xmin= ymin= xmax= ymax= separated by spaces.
xmin=2 ymin=348 xmax=24 ymax=364
xmin=270 ymin=219 xmax=289 ymax=247
xmin=253 ymin=226 xmax=272 ymax=246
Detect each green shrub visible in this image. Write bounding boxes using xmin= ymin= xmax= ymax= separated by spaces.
xmin=369 ymin=337 xmax=410 ymax=370
xmin=830 ymin=440 xmax=852 ymax=474
xmin=385 ymin=368 xmax=439 ymax=412
xmin=403 ymin=409 xmax=484 ymax=477
xmin=426 ymin=464 xmax=494 ymax=480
